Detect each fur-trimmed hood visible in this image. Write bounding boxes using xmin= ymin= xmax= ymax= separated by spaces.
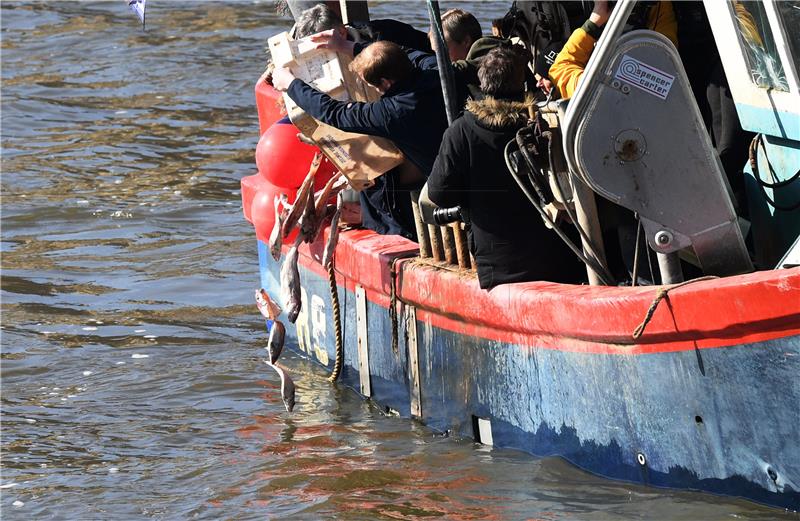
xmin=465 ymin=94 xmax=535 ymax=129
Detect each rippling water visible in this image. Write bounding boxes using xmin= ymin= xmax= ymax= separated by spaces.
xmin=1 ymin=2 xmax=796 ymax=519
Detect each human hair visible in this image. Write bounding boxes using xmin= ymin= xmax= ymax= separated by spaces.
xmin=478 ymin=46 xmax=527 ymax=98
xmin=294 ymin=3 xmax=343 ymax=39
xmin=349 ymin=41 xmax=413 ymax=87
xmin=440 ymin=8 xmax=482 ymax=45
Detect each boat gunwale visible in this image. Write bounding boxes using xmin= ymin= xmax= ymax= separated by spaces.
xmin=285 ymin=226 xmax=800 ymax=355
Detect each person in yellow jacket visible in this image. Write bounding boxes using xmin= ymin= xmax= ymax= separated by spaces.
xmin=549 ymin=0 xmax=678 ymax=99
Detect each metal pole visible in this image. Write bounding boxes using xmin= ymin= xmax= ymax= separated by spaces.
xmin=442 ymin=225 xmax=457 ymax=264
xmin=410 ymin=190 xmax=431 ymax=258
xmin=452 ymin=222 xmax=471 ymax=269
xmin=426 ymin=0 xmax=458 ymax=125
xmin=570 ymin=175 xmax=609 ymax=286
xmin=425 ymin=0 xmax=471 ymax=267
xmin=338 ymin=0 xmax=369 ymax=24
xmin=657 ymin=252 xmax=684 ymax=285
xmin=428 ymin=224 xmax=444 ymax=261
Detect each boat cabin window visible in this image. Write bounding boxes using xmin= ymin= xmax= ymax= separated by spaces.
xmin=733 ymin=1 xmax=789 ymax=91
xmin=775 ymin=1 xmax=800 ymax=72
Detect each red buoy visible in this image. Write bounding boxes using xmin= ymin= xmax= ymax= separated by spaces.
xmin=249 ymin=179 xmax=299 ymax=244
xmin=255 ymin=77 xmax=284 ymax=135
xmin=256 ymin=122 xmax=336 ymax=190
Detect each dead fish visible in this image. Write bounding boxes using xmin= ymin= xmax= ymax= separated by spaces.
xmin=268 ymin=194 xmax=289 ymax=261
xmin=267 ymin=320 xmax=285 ymax=364
xmin=297 ymin=175 xmax=346 ymax=245
xmin=299 ymin=188 xmax=320 ymax=243
xmin=298 ymin=174 xmax=346 ymax=244
xmin=322 ymin=192 xmax=343 ymax=268
xmin=265 ymin=361 xmax=296 ymax=412
xmin=255 ymin=288 xmax=281 ymax=321
xmin=282 ymin=153 xmax=322 ymax=238
xmin=313 ymin=172 xmax=345 ymax=215
xmin=280 ymin=234 xmax=303 ymax=323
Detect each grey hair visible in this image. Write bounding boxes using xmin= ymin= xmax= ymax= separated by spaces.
xmin=294 ymin=3 xmax=343 ymax=39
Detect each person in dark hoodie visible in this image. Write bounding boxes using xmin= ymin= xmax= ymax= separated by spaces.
xmin=422 ymin=46 xmax=584 ymax=290
xmin=272 ymin=39 xmax=448 ymax=240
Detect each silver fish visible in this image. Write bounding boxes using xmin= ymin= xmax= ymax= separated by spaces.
xmin=268 ymin=193 xmax=289 ymax=261
xmin=265 ymin=360 xmax=296 ymax=412
xmin=280 ymin=234 xmax=303 ymax=323
xmin=267 ymin=320 xmax=285 ymax=364
xmin=282 ymin=153 xmax=322 ymax=239
xmin=322 ymin=192 xmax=343 ymax=268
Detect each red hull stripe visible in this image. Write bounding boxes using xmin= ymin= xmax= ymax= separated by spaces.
xmin=291 ymin=229 xmax=800 ymax=355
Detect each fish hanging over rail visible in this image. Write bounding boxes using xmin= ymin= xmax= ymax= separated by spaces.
xmin=305 ymin=174 xmax=347 ymax=243
xmin=298 ymin=188 xmax=318 ymax=243
xmin=280 ymin=234 xmax=303 ymax=323
xmin=269 ymin=193 xmax=289 ymax=261
xmin=282 ymin=153 xmax=321 ymax=239
xmin=322 ymin=192 xmax=344 ymax=268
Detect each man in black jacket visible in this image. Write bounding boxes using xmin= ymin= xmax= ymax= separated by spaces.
xmin=423 ymin=47 xmax=584 ymax=289
xmin=272 ymin=39 xmax=448 ymax=239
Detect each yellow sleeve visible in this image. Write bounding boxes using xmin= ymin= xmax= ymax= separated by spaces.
xmin=550 ymin=1 xmax=678 ymax=99
xmin=548 ymin=27 xmax=597 ymax=100
xmin=648 ymin=0 xmax=678 ymax=47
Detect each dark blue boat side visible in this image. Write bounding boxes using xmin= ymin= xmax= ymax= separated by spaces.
xmin=255 ymin=237 xmax=800 ymax=510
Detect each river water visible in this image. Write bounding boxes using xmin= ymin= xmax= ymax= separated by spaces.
xmin=0 ymin=1 xmax=795 ymax=519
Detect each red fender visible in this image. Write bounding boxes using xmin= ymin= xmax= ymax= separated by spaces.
xmin=243 ymin=176 xmax=300 ymax=244
xmin=255 ymin=122 xmax=337 ymax=190
xmin=255 ymin=76 xmax=284 ymax=135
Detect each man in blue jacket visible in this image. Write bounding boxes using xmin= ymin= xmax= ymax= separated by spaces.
xmin=272 ymin=38 xmax=448 ymax=240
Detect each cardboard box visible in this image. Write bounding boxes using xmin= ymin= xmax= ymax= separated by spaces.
xmin=268 ymin=31 xmax=403 ymax=191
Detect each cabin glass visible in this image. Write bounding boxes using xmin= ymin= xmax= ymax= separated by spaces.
xmin=775 ymin=1 xmax=800 ymax=74
xmin=733 ymin=1 xmax=789 ymax=91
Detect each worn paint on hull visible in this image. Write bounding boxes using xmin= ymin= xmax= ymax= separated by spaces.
xmin=256 ymin=237 xmax=800 ymax=510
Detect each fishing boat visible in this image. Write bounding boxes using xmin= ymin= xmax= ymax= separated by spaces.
xmin=241 ymin=0 xmax=800 ymax=509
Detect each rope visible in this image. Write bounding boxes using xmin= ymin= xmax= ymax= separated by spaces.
xmin=748 ymin=134 xmax=800 ymax=212
xmin=632 ymin=276 xmax=718 ymax=340
xmin=326 ymin=259 xmax=344 ymax=383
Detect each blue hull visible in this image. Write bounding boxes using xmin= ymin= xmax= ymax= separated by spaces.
xmin=257 ymin=241 xmax=800 ymax=509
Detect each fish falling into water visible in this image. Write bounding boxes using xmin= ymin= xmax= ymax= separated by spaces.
xmin=255 ymin=288 xmax=281 ymax=321
xmin=125 ymin=0 xmax=146 ymax=28
xmin=255 ymin=289 xmax=294 ymax=412
xmin=267 ymin=320 xmax=285 ymax=364
xmin=265 ymin=361 xmax=296 ymax=412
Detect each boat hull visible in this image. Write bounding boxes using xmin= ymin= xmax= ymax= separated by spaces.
xmin=256 ymin=234 xmax=800 ymax=510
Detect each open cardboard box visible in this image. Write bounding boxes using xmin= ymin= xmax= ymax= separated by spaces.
xmin=268 ymin=31 xmax=404 ymax=191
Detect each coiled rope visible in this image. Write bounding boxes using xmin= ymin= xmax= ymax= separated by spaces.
xmin=326 ymin=259 xmax=344 ymax=382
